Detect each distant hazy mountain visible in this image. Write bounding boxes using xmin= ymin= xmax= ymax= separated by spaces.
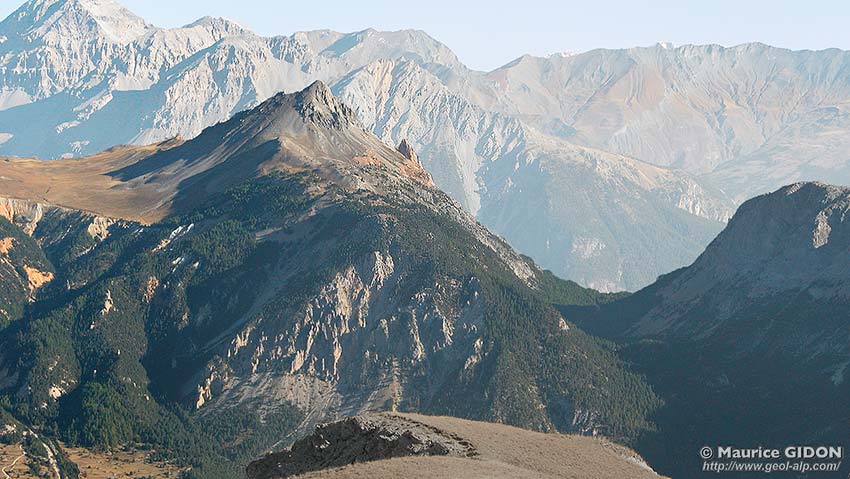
xmin=0 ymin=0 xmax=465 ymax=158
xmin=0 ymin=0 xmax=743 ymax=291
xmin=479 ymin=44 xmax=850 ymax=201
xmin=5 ymin=1 xmax=850 ymax=291
xmin=0 ymin=82 xmax=660 ymax=478
xmin=573 ymin=182 xmax=850 ymax=477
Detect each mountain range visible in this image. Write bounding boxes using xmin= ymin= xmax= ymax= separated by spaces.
xmin=4 ymin=2 xmax=850 ymax=292
xmin=21 ymin=0 xmax=849 ymax=290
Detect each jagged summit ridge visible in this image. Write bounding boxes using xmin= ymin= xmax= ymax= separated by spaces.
xmin=242 ymin=81 xmax=366 ymax=134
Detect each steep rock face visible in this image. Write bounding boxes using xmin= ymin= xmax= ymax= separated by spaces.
xmin=187 ymin=240 xmax=489 ymax=422
xmin=6 ymin=0 xmax=152 ymax=47
xmin=0 ymin=196 xmax=125 ymax=326
xmin=0 ymin=0 xmax=153 ymax=106
xmin=0 ymin=215 xmax=50 ymax=324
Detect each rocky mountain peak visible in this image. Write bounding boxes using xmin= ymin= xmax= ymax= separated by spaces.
xmin=181 ymin=15 xmax=249 ymax=36
xmin=290 ymin=80 xmax=360 ymax=130
xmin=0 ymin=81 xmax=439 ymax=222
xmin=395 ymin=139 xmax=435 ymax=187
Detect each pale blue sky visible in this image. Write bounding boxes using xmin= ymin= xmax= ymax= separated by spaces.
xmin=2 ymin=0 xmax=849 ymax=70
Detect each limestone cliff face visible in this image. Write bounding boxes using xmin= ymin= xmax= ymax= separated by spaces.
xmin=0 ymin=198 xmax=50 ymax=235
xmin=183 ymin=237 xmax=494 ymax=431
xmin=0 ymin=197 xmax=120 ymax=242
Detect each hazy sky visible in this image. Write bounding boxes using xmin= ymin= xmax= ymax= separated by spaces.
xmin=1 ymin=0 xmax=849 ymax=70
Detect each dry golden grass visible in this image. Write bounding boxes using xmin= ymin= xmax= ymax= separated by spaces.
xmin=61 ymin=444 xmax=182 ymax=479
xmin=0 ymin=443 xmax=29 ymax=479
xmin=394 ymin=413 xmax=664 ymax=478
xmin=0 ymin=142 xmax=177 ymax=224
xmin=0 ymin=443 xmax=181 ymax=479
